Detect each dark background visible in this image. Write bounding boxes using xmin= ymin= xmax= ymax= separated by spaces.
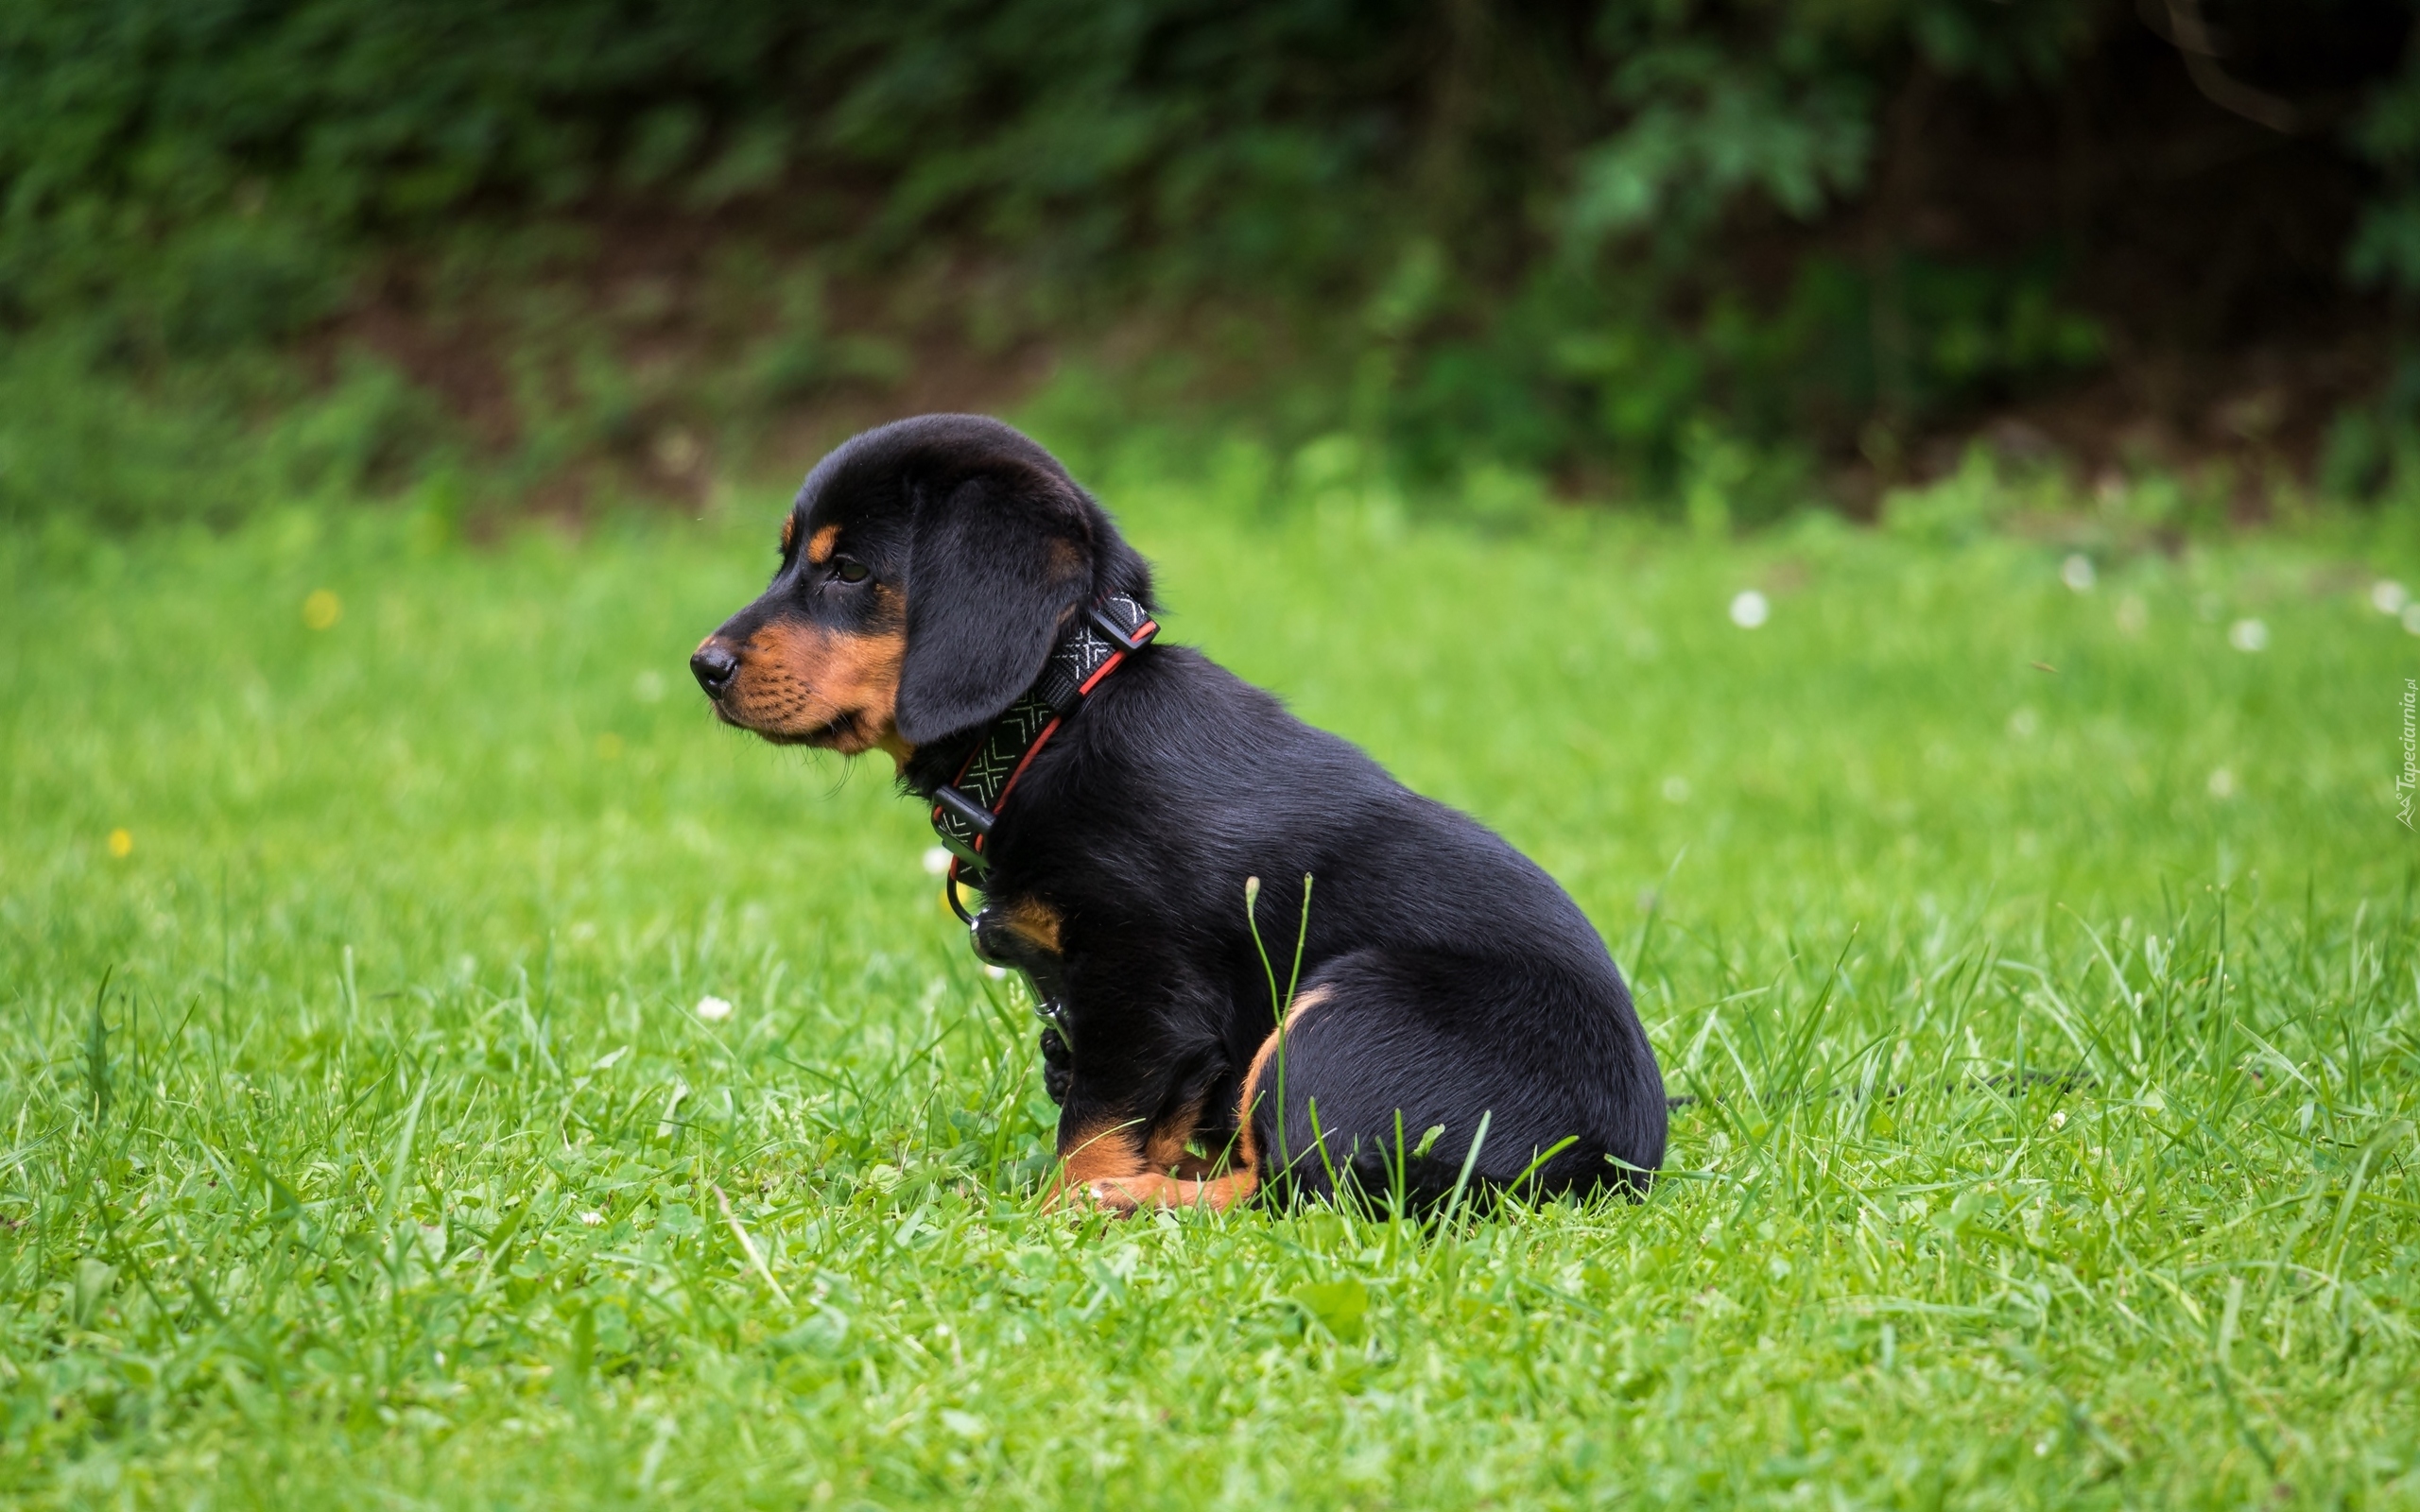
xmin=8 ymin=0 xmax=2419 ymax=525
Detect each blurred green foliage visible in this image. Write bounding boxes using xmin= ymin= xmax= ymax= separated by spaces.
xmin=5 ymin=0 xmax=2419 ymax=522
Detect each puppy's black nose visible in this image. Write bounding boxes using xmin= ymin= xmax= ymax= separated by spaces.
xmin=690 ymin=641 xmax=739 ymax=696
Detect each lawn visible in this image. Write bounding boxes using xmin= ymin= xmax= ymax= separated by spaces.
xmin=2 ymin=456 xmax=2416 ymax=1508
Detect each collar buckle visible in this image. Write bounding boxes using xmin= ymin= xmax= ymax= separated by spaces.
xmin=931 ymin=784 xmax=996 ymax=868
xmin=1088 ymin=596 xmax=1158 ymax=651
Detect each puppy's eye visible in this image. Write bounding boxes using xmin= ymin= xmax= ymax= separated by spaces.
xmin=833 ymin=558 xmax=871 ymax=584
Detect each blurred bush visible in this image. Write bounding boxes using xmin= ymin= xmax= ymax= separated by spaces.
xmin=4 ymin=0 xmax=2417 ymax=523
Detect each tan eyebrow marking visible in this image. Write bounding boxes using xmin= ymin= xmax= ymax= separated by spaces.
xmin=806 ymin=524 xmax=841 ymax=565
xmin=780 ymin=515 xmax=798 ymax=554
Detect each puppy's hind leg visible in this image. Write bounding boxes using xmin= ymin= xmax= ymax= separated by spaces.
xmin=1242 ymin=951 xmax=1666 ymax=1210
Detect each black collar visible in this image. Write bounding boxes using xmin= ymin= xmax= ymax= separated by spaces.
xmin=929 ymin=592 xmax=1157 ymax=921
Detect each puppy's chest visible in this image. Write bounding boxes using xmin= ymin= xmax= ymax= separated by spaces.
xmin=969 ymin=892 xmax=1245 ymax=1048
xmin=969 ymin=893 xmax=1068 ymax=1007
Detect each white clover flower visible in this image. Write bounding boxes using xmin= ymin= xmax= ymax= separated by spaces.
xmin=2060 ymin=555 xmax=2097 ymax=593
xmin=2373 ymin=579 xmax=2410 ymax=615
xmin=2227 ymin=618 xmax=2269 ymax=652
xmin=694 ymin=994 xmax=735 ymax=1022
xmin=579 ymin=1211 xmax=606 ymax=1228
xmin=1728 ymin=590 xmax=1769 ymax=628
xmin=1660 ymin=776 xmax=1691 ymax=804
xmin=922 ymin=846 xmax=953 ymax=876
xmin=2207 ymin=767 xmax=2238 ymax=799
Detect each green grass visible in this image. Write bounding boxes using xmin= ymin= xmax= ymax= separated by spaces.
xmin=3 ymin=469 xmax=2418 ymax=1508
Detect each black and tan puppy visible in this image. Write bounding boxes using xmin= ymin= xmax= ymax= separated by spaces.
xmin=692 ymin=415 xmax=1666 ymax=1211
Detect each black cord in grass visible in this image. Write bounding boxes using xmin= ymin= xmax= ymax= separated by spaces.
xmin=1664 ymin=1067 xmax=2094 ymax=1113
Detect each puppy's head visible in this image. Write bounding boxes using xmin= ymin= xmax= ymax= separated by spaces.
xmin=690 ymin=415 xmax=1144 ymax=761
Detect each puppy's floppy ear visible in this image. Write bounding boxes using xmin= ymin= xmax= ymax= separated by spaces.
xmin=894 ymin=466 xmax=1093 ymax=744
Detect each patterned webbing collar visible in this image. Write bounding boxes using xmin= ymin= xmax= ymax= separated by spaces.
xmin=930 ymin=592 xmax=1157 ymax=921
